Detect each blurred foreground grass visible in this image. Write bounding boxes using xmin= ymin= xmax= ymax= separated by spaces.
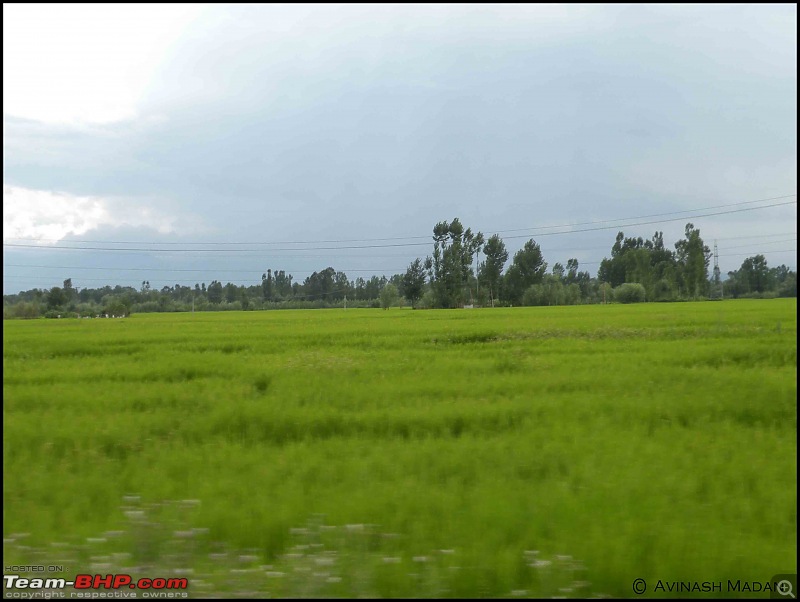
xmin=3 ymin=299 xmax=796 ymax=597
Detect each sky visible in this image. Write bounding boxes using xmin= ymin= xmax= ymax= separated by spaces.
xmin=3 ymin=4 xmax=797 ymax=295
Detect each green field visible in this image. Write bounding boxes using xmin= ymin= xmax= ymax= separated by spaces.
xmin=3 ymin=300 xmax=797 ymax=598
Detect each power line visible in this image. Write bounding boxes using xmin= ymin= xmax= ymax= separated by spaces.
xmin=719 ymin=249 xmax=796 ymax=258
xmin=4 ymin=242 xmax=796 ymax=278
xmin=5 ymin=249 xmax=795 ymax=286
xmin=717 ymin=238 xmax=796 ymax=251
xmin=4 ymin=233 xmax=794 ymax=275
xmin=4 ymin=199 xmax=796 ymax=253
xmin=715 ymin=231 xmax=796 ymax=241
xmin=2 ymin=264 xmax=406 ymax=274
xmin=499 ymin=200 xmax=796 ymax=240
xmin=4 ymin=194 xmax=795 ymax=249
xmin=486 ymin=194 xmax=797 ymax=234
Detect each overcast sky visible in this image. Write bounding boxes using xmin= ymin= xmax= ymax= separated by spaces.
xmin=3 ymin=4 xmax=797 ymax=295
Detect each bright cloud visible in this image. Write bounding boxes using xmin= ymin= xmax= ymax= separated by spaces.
xmin=3 ymin=185 xmax=178 ymax=242
xmin=2 ymin=4 xmax=204 ymax=124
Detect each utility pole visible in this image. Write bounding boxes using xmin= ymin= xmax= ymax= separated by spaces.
xmin=712 ymin=240 xmax=722 ymax=300
xmin=475 ymin=249 xmax=479 ymax=302
xmin=192 ymin=290 xmax=195 ymax=313
xmin=344 ymin=295 xmax=347 ymax=310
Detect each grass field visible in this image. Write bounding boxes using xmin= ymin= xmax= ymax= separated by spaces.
xmin=3 ymin=299 xmax=797 ymax=598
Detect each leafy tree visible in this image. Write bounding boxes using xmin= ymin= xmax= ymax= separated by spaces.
xmin=207 ymin=280 xmax=223 ymax=304
xmin=565 ymin=259 xmax=579 ymax=284
xmin=552 ymin=262 xmax=565 ymax=282
xmin=598 ymin=231 xmax=678 ymax=299
xmin=574 ymin=270 xmax=592 ymax=300
xmin=363 ymin=275 xmax=387 ymax=300
xmin=333 ymin=271 xmax=351 ymax=301
xmin=426 ymin=218 xmax=484 ymax=308
xmin=770 ymin=264 xmax=791 ymax=286
xmin=480 ymin=234 xmax=508 ymax=307
xmin=304 ymin=267 xmax=336 ymax=301
xmin=503 ymin=239 xmax=547 ymax=305
xmin=778 ymin=273 xmax=797 ymax=297
xmin=354 ymin=277 xmax=367 ymax=300
xmin=62 ymin=278 xmax=77 ymax=303
xmin=47 ymin=286 xmax=67 ymax=310
xmin=262 ymin=270 xmax=274 ymax=301
xmin=380 ymin=283 xmax=399 ymax=309
xmin=675 ymin=223 xmax=711 ymax=298
xmin=402 ymin=258 xmax=427 ymax=308
xmin=272 ymin=270 xmax=293 ymax=299
xmin=565 ymin=283 xmax=581 ymax=305
xmin=740 ymin=254 xmax=770 ymax=293
xmin=224 ymin=282 xmax=239 ymax=303
xmin=598 ymin=232 xmax=628 ymax=287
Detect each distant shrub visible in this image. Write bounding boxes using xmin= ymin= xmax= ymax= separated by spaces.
xmin=740 ymin=291 xmax=779 ymax=300
xmin=522 ymin=284 xmax=545 ymax=306
xmin=565 ymin=283 xmax=581 ymax=305
xmin=278 ymin=300 xmax=327 ymax=310
xmin=43 ymin=310 xmax=78 ymax=319
xmin=12 ymin=301 xmax=41 ymax=319
xmin=133 ymin=301 xmax=163 ymax=313
xmin=613 ymin=283 xmax=646 ymax=304
xmin=778 ymin=274 xmax=797 ymax=297
xmin=380 ymin=283 xmax=400 ymax=309
xmin=417 ymin=290 xmax=437 ymax=309
xmin=651 ymin=279 xmax=676 ymax=302
xmin=596 ymin=282 xmax=613 ymax=304
xmin=523 ymin=279 xmax=566 ymax=306
xmin=340 ymin=299 xmax=375 ymax=309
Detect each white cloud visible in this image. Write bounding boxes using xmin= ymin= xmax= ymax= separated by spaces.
xmin=2 ymin=4 xmax=204 ymax=124
xmin=3 ymin=185 xmax=178 ymax=242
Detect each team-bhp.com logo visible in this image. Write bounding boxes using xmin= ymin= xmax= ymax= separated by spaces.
xmin=5 ymin=574 xmax=188 ymax=595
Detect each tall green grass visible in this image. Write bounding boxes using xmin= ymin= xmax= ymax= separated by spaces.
xmin=3 ymin=300 xmax=796 ymax=597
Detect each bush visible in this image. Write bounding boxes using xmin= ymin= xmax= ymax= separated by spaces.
xmin=43 ymin=310 xmax=77 ymax=319
xmin=380 ymin=284 xmax=400 ymax=309
xmin=778 ymin=274 xmax=797 ymax=297
xmin=565 ymin=283 xmax=581 ymax=305
xmin=417 ymin=290 xmax=437 ymax=310
xmin=523 ymin=279 xmax=566 ymax=306
xmin=523 ymin=284 xmax=546 ymax=306
xmin=613 ymin=283 xmax=647 ymax=304
xmin=12 ymin=301 xmax=41 ymax=319
xmin=132 ymin=301 xmax=163 ymax=313
xmin=739 ymin=291 xmax=779 ymax=300
xmin=651 ymin=279 xmax=676 ymax=302
xmin=596 ymin=282 xmax=613 ymax=304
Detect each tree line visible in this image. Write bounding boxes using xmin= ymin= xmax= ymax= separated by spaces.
xmin=3 ymin=219 xmax=796 ymax=319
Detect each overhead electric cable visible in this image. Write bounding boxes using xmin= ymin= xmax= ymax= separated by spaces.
xmin=4 ymin=199 xmax=796 ymax=253
xmin=4 ymin=194 xmax=795 ymax=247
